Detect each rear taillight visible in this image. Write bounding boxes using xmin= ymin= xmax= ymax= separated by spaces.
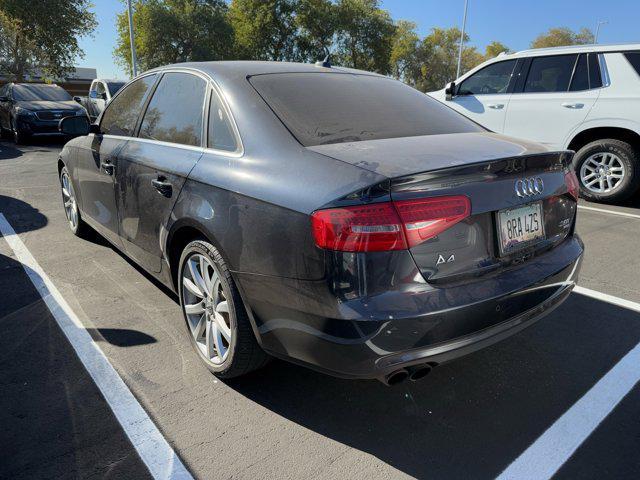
xmin=311 ymin=195 xmax=471 ymax=252
xmin=565 ymin=170 xmax=580 ymax=201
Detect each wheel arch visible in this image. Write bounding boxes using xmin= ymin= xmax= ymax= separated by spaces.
xmin=567 ymin=126 xmax=640 ymax=154
xmin=165 ymin=218 xmax=264 ymax=343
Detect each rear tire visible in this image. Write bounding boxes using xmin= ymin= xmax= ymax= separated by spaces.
xmin=178 ymin=240 xmax=269 ymax=379
xmin=573 ymin=139 xmax=640 ymax=203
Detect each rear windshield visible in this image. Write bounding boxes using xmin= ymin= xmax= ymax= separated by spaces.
xmin=13 ymin=84 xmax=72 ymax=102
xmin=249 ymin=73 xmax=484 ymax=147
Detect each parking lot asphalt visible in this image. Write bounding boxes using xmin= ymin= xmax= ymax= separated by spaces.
xmin=1 ymin=138 xmax=639 ymax=480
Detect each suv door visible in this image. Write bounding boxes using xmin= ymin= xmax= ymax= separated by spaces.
xmin=77 ymin=74 xmax=157 ymax=246
xmin=503 ymin=53 xmax=602 ymax=149
xmin=115 ymin=71 xmax=207 ymax=273
xmin=449 ymin=59 xmax=519 ymax=132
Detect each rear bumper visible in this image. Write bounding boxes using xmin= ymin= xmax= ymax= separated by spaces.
xmin=238 ymin=236 xmax=583 ymax=380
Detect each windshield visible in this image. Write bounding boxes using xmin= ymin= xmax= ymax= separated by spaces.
xmin=249 ymin=73 xmax=483 ymax=147
xmin=13 ymin=84 xmax=72 ymax=102
xmin=107 ymin=82 xmax=126 ymax=96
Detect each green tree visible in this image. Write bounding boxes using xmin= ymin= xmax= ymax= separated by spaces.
xmin=0 ymin=0 xmax=96 ymax=81
xmin=390 ymin=20 xmax=420 ymax=83
xmin=0 ymin=12 xmax=37 ymax=82
xmin=229 ymin=0 xmax=298 ymax=61
xmin=295 ymin=0 xmax=337 ymax=62
xmin=484 ymin=40 xmax=510 ymax=60
xmin=411 ymin=27 xmax=483 ymax=92
xmin=114 ymin=0 xmax=233 ymax=76
xmin=531 ymin=27 xmax=594 ymax=49
xmin=333 ymin=0 xmax=396 ymax=74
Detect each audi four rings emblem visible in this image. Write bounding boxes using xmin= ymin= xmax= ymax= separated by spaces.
xmin=514 ymin=177 xmax=544 ymax=197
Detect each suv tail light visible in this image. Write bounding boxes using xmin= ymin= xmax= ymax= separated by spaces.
xmin=311 ymin=196 xmax=471 ymax=252
xmin=565 ymin=170 xmax=580 ymax=201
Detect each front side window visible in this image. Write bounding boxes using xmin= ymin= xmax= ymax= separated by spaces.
xmin=13 ymin=84 xmax=72 ymax=101
xmin=524 ymin=55 xmax=578 ymax=93
xmin=100 ymin=74 xmax=156 ymax=136
xmin=208 ymin=90 xmax=238 ymax=152
xmin=458 ymin=60 xmax=517 ymax=95
xmin=139 ymin=72 xmax=206 ymax=147
xmin=250 ymin=73 xmax=483 ymax=147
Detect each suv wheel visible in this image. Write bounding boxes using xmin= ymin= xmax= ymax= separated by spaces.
xmin=178 ymin=240 xmax=269 ymax=379
xmin=12 ymin=117 xmax=29 ymax=145
xmin=573 ymin=139 xmax=640 ymax=203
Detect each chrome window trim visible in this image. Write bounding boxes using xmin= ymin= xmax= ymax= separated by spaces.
xmin=204 ymin=83 xmax=244 ymax=157
xmin=598 ymin=53 xmax=611 ymax=87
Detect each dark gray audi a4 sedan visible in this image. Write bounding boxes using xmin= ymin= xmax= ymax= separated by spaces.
xmin=57 ymin=61 xmax=583 ymax=385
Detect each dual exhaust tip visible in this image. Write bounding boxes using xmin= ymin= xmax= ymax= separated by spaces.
xmin=382 ymin=363 xmax=434 ymax=386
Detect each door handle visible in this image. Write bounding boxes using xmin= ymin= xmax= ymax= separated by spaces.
xmin=562 ymin=102 xmax=584 ymax=109
xmin=100 ymin=161 xmax=115 ymax=175
xmin=152 ymin=177 xmax=172 ymax=197
xmin=487 ymin=103 xmax=504 ymax=109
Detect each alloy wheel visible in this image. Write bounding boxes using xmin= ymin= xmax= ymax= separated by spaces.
xmin=60 ymin=171 xmax=79 ymax=230
xmin=181 ymin=253 xmax=232 ymax=364
xmin=579 ymin=152 xmax=626 ymax=194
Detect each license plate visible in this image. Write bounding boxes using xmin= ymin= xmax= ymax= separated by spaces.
xmin=497 ymin=202 xmax=545 ymax=255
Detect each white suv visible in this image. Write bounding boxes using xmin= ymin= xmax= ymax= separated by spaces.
xmin=429 ymin=44 xmax=640 ymax=202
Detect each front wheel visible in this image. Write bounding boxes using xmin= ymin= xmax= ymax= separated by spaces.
xmin=573 ymin=139 xmax=640 ymax=203
xmin=178 ymin=240 xmax=269 ymax=379
xmin=59 ymin=166 xmax=91 ymax=238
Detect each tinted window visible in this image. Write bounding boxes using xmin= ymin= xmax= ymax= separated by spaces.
xmin=107 ymin=82 xmax=125 ymax=96
xmin=139 ymin=72 xmax=206 ymax=147
xmin=524 ymin=55 xmax=577 ymax=93
xmin=208 ymin=90 xmax=238 ymax=151
xmin=13 ymin=84 xmax=72 ymax=101
xmin=624 ymin=52 xmax=640 ymax=77
xmin=458 ymin=60 xmax=517 ymax=95
xmin=100 ymin=75 xmax=156 ymax=136
xmin=569 ymin=54 xmax=589 ymax=91
xmin=250 ymin=73 xmax=483 ymax=147
xmin=589 ymin=53 xmax=603 ymax=89
xmin=95 ymin=82 xmax=106 ymax=95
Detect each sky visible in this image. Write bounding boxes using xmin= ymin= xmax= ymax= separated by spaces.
xmin=79 ymin=0 xmax=640 ymax=79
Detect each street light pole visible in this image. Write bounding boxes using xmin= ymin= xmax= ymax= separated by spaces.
xmin=594 ymin=20 xmax=608 ymax=44
xmin=456 ymin=0 xmax=469 ymax=79
xmin=127 ymin=0 xmax=138 ymax=77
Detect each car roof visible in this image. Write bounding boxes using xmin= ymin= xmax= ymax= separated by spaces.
xmin=509 ymin=42 xmax=640 ymax=58
xmin=145 ymin=60 xmax=385 ymax=80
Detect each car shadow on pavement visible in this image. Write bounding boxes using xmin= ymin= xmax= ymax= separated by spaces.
xmin=85 ymin=327 xmax=157 ymax=347
xmin=228 ymin=294 xmax=640 ymax=479
xmin=0 ymin=252 xmax=153 ymax=480
xmin=0 ymin=140 xmax=23 ymax=160
xmin=0 ymin=195 xmax=48 ymax=233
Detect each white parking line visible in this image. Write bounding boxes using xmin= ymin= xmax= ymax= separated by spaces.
xmin=497 ymin=288 xmax=640 ymax=480
xmin=578 ymin=205 xmax=640 ymax=220
xmin=0 ymin=214 xmax=194 ymax=480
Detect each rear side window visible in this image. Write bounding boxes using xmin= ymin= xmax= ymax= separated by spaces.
xmin=208 ymin=90 xmax=238 ymax=152
xmin=588 ymin=53 xmax=603 ymax=89
xmin=458 ymin=60 xmax=517 ymax=95
xmin=624 ymin=52 xmax=640 ymax=77
xmin=139 ymin=72 xmax=206 ymax=147
xmin=569 ymin=54 xmax=589 ymax=91
xmin=250 ymin=73 xmax=483 ymax=147
xmin=100 ymin=74 xmax=156 ymax=136
xmin=524 ymin=55 xmax=577 ymax=93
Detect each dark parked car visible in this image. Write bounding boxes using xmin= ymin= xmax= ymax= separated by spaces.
xmin=0 ymin=83 xmax=86 ymax=144
xmin=57 ymin=62 xmax=583 ymax=385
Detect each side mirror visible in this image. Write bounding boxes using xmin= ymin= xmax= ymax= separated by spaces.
xmin=73 ymin=96 xmax=83 ymax=103
xmin=445 ymin=81 xmax=456 ymax=101
xmin=59 ymin=115 xmax=90 ymax=136
xmin=0 ymin=95 xmax=7 ymax=102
